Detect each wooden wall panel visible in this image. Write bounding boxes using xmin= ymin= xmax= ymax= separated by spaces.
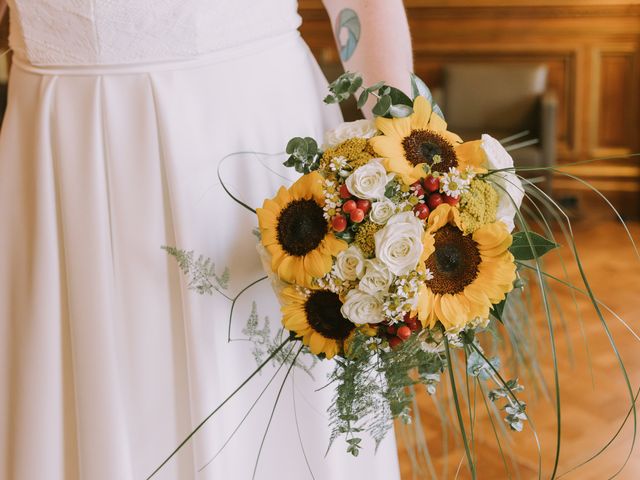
xmin=597 ymin=53 xmax=635 ymax=150
xmin=299 ymin=1 xmax=640 ymax=201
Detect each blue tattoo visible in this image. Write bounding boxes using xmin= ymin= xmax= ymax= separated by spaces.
xmin=335 ymin=8 xmax=361 ymax=62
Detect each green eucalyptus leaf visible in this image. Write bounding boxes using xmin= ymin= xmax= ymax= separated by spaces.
xmin=389 ymin=104 xmax=413 ymax=118
xmin=348 ymin=75 xmax=363 ymax=94
xmin=510 ymin=231 xmax=560 ymax=260
xmin=357 ymin=90 xmax=369 ymax=109
xmin=387 ymin=86 xmax=413 ymax=107
xmin=303 ymin=137 xmax=318 ymax=154
xmin=324 ymin=95 xmax=337 ymax=104
xmin=409 ymin=72 xmax=445 ymax=121
xmin=432 ymin=104 xmax=445 ymax=120
xmin=372 ymin=94 xmax=392 ymax=116
xmin=409 ymin=72 xmax=433 ymax=102
xmin=285 ymin=137 xmax=302 ymax=155
xmin=490 ymin=297 xmax=507 ymax=323
xmin=367 ymin=81 xmax=385 ymax=92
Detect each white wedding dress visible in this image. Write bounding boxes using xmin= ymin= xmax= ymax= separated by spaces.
xmin=0 ymin=1 xmax=400 ymax=479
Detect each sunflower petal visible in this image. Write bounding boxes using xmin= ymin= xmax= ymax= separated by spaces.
xmin=410 ymin=96 xmax=434 ymax=129
xmin=309 ymin=332 xmax=327 ymax=356
xmin=304 ymin=249 xmax=330 ymax=278
xmin=369 ymin=135 xmax=406 ymax=160
xmin=274 ymin=186 xmax=291 ymax=207
xmin=375 ymin=115 xmax=411 ymax=139
xmin=455 ymin=140 xmax=488 ymax=172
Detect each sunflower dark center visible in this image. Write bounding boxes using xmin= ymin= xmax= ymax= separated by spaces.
xmin=276 ymin=199 xmax=328 ymax=256
xmin=402 ymin=129 xmax=458 ymax=174
xmin=424 ymin=224 xmax=481 ymax=294
xmin=304 ymin=290 xmax=355 ymax=340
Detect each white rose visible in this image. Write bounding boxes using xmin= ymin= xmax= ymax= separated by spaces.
xmin=340 ymin=289 xmax=386 ymax=325
xmin=333 ymin=245 xmax=366 ymax=281
xmin=359 ymin=259 xmax=394 ymax=295
xmin=481 ymin=134 xmax=524 ymax=232
xmin=369 ymin=198 xmax=396 ymax=225
xmin=346 ymin=159 xmax=392 ymax=200
xmin=374 ymin=211 xmax=424 ymax=276
xmin=323 ymin=119 xmax=378 ymax=148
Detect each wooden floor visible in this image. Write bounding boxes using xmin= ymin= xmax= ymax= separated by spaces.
xmin=395 ymin=215 xmax=640 ymax=479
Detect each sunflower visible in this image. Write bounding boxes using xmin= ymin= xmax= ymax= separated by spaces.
xmin=280 ymin=286 xmax=358 ymax=359
xmin=416 ymin=204 xmax=516 ymax=331
xmin=257 ymin=172 xmax=347 ymax=287
xmin=369 ymin=96 xmax=487 ymax=185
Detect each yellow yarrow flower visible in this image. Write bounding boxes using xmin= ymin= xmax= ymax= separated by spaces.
xmin=458 ymin=179 xmax=499 ymax=234
xmin=321 ymin=138 xmax=376 ymax=172
xmin=354 ymin=221 xmax=383 ymax=258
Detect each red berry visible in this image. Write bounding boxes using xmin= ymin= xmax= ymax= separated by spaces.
xmin=332 ymin=215 xmax=347 ymax=232
xmin=342 ymin=199 xmax=357 ymax=214
xmin=413 ymin=203 xmax=430 ymax=220
xmin=386 ymin=325 xmax=397 ymax=335
xmin=442 ymin=194 xmax=459 ymax=206
xmin=389 ymin=336 xmax=403 ymax=349
xmin=350 ymin=208 xmax=365 ymax=223
xmin=339 ymin=184 xmax=352 ymax=199
xmin=356 ymin=199 xmax=371 ymax=214
xmin=397 ymin=325 xmax=411 ymax=341
xmin=423 ymin=176 xmax=440 ymax=193
xmin=427 ymin=193 xmax=443 ymax=210
xmin=413 ymin=185 xmax=426 ymax=198
xmin=406 ymin=318 xmax=421 ymax=331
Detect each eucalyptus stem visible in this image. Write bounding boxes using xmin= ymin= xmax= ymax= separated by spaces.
xmin=145 ymin=337 xmax=293 ymax=480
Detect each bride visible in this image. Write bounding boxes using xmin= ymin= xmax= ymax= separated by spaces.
xmin=0 ymin=1 xmax=412 ymax=479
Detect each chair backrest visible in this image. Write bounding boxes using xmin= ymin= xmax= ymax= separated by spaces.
xmin=443 ymin=63 xmax=548 ymax=133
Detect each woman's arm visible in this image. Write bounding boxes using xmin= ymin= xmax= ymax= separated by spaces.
xmin=322 ymin=0 xmax=413 ymax=115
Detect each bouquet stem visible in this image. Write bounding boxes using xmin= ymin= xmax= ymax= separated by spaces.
xmin=145 ymin=338 xmax=293 ymax=479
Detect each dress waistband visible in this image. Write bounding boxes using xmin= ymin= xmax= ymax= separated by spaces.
xmin=12 ymin=30 xmax=301 ymax=76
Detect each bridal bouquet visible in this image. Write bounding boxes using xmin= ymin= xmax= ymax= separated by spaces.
xmin=154 ymin=72 xmax=637 ymax=479
xmin=253 ymin=72 xmax=559 ymax=456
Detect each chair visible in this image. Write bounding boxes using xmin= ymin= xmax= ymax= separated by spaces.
xmin=434 ymin=63 xmax=558 ymax=194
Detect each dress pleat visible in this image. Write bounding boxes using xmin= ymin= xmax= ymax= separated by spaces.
xmin=1 ymin=34 xmax=401 ymax=480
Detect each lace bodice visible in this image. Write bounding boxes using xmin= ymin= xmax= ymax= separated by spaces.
xmin=8 ymin=0 xmax=302 ymax=66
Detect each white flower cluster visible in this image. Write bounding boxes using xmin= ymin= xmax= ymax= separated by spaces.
xmin=328 ymin=155 xmax=350 ymax=176
xmin=440 ymin=166 xmax=475 ymax=198
xmin=381 ymin=269 xmax=429 ymax=324
xmin=322 ymin=178 xmax=341 ymax=221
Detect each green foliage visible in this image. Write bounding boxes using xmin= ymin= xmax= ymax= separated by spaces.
xmin=283 ymin=137 xmax=321 ymax=174
xmin=409 ymin=72 xmax=445 ymax=120
xmin=162 ymin=246 xmax=229 ymax=296
xmin=490 ymin=297 xmax=507 ymax=323
xmin=467 ymin=350 xmax=501 ymax=381
xmin=467 ymin=345 xmax=528 ymax=432
xmin=327 ymin=332 xmax=445 ymax=456
xmin=242 ymin=302 xmax=316 ymax=377
xmin=324 ymin=71 xmax=364 ymax=104
xmin=324 ymin=72 xmax=416 ymax=119
xmin=510 ymin=231 xmax=560 ymax=260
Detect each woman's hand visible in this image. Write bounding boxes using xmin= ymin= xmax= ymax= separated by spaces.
xmin=322 ymin=0 xmax=413 ymax=117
